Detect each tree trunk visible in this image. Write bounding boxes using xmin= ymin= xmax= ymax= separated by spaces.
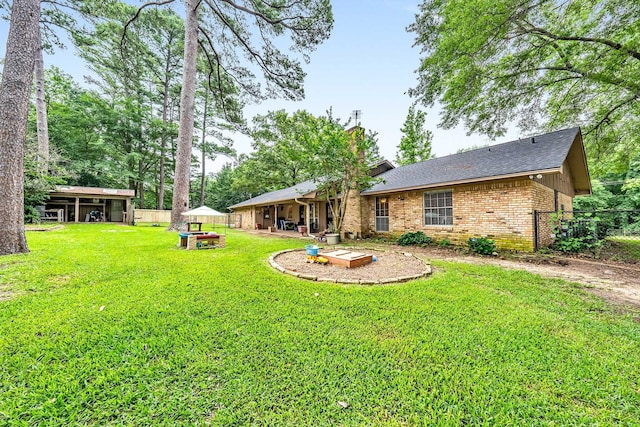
xmin=199 ymin=90 xmax=208 ymax=207
xmin=0 ymin=0 xmax=40 ymax=256
xmin=158 ymin=141 xmax=166 ymax=209
xmin=138 ymin=181 xmax=145 ymax=209
xmin=158 ymin=49 xmax=173 ymax=210
xmin=169 ymin=0 xmax=199 ymax=230
xmin=34 ymin=28 xmax=49 ymax=173
xmin=200 ymin=150 xmax=206 ymax=207
xmin=138 ymin=159 xmax=145 ymax=209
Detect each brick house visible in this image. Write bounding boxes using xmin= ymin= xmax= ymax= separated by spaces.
xmin=230 ymin=127 xmax=591 ymax=251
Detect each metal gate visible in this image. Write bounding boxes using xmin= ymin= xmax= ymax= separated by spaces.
xmin=534 ymin=210 xmax=640 ymax=251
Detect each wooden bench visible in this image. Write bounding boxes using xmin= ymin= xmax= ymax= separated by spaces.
xmin=186 ymin=233 xmax=226 ymax=250
xmin=320 ymin=250 xmax=373 ymax=268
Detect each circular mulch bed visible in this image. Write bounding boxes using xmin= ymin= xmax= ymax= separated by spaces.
xmin=270 ymin=247 xmax=431 ymax=284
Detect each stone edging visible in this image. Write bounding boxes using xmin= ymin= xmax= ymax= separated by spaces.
xmin=268 ymin=246 xmax=432 ymax=285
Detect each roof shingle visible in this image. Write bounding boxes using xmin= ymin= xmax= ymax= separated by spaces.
xmin=363 ymin=127 xmax=582 ymax=194
xmin=229 ymin=180 xmax=317 ymax=209
xmin=229 ymin=127 xmax=588 ymax=208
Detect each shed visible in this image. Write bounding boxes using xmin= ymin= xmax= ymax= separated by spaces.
xmin=45 ymin=185 xmax=135 ymax=224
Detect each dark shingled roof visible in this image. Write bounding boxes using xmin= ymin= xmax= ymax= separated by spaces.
xmin=229 ymin=180 xmax=317 ymax=209
xmin=229 ymin=160 xmax=396 ymax=209
xmin=363 ymin=127 xmax=582 ymax=194
xmin=229 ymin=127 xmax=589 ymax=209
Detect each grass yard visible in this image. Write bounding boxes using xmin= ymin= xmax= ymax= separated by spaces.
xmin=1 ymin=224 xmax=639 ymax=425
xmin=602 ymin=237 xmax=640 ymax=262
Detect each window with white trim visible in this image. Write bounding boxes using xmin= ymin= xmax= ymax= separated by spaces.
xmin=423 ymin=190 xmax=453 ymax=225
xmin=375 ymin=196 xmax=389 ymax=232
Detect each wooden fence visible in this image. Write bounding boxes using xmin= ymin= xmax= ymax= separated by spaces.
xmin=135 ymin=209 xmax=237 ymax=227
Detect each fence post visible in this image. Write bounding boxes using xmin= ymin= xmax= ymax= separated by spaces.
xmin=533 ymin=210 xmax=539 ymax=252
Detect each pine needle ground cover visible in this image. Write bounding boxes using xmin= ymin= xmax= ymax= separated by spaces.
xmin=1 ymin=224 xmax=639 ymax=425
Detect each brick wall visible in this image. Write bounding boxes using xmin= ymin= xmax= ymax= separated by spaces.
xmin=340 ymin=130 xmax=368 ymax=237
xmin=532 ymin=181 xmax=574 ymax=248
xmin=357 ymin=175 xmax=579 ymax=251
xmin=341 ymin=187 xmax=364 ymax=237
xmin=359 ymin=178 xmax=535 ymax=250
xmin=452 ymin=179 xmax=535 ymax=250
xmin=234 ymin=207 xmax=253 ymax=229
xmin=532 ymin=181 xmax=573 ymax=212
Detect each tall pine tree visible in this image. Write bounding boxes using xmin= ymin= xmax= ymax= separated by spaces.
xmin=395 ymin=105 xmax=433 ymax=166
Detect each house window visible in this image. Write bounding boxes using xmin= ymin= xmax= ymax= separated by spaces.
xmin=423 ymin=190 xmax=453 ymax=226
xmin=375 ymin=196 xmax=389 ymax=232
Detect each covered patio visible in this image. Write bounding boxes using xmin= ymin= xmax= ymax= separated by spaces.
xmin=44 ymin=185 xmax=135 ymax=224
xmin=229 ymin=180 xmax=337 ymax=236
xmin=246 ymin=200 xmax=335 ymax=235
xmin=229 ymin=161 xmax=395 ymax=236
xmin=250 ymin=224 xmax=315 ymax=239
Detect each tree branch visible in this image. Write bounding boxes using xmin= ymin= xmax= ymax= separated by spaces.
xmin=526 ymin=24 xmax=640 ymax=61
xmin=514 ymin=20 xmax=640 ymax=92
xmin=204 ymin=0 xmax=294 ymax=82
xmin=121 ymin=0 xmax=176 ymax=49
xmin=219 ymin=0 xmax=305 ymax=30
xmin=197 ymin=36 xmax=234 ymax=123
xmin=585 ymin=91 xmax=640 ymax=136
xmin=197 ymin=24 xmax=258 ymax=97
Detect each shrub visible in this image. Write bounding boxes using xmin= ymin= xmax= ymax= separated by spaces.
xmin=549 ymin=212 xmax=600 ymax=253
xmin=397 ymin=231 xmax=433 ymax=246
xmin=24 ymin=205 xmax=41 ymax=224
xmin=553 ymin=237 xmax=590 ymax=253
xmin=438 ymin=238 xmax=451 ymax=247
xmin=468 ymin=237 xmax=496 ymax=255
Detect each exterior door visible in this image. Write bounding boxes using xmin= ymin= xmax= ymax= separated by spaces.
xmin=110 ymin=200 xmax=123 ymax=222
xmin=264 ymin=207 xmax=272 ymax=227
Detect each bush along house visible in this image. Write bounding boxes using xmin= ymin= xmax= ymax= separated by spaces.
xmin=230 ymin=127 xmax=591 ymax=251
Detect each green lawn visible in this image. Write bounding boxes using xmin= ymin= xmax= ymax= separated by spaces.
xmin=603 ymin=237 xmax=640 ymax=262
xmin=1 ymin=224 xmax=639 ymax=425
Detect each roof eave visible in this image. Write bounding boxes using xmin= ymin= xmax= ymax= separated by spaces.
xmin=229 ymin=192 xmax=316 ymax=210
xmin=362 ymin=168 xmax=561 ymax=195
xmin=566 ymin=129 xmax=592 ymax=195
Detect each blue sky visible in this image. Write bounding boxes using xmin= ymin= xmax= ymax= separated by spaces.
xmin=0 ymin=0 xmax=520 ymax=173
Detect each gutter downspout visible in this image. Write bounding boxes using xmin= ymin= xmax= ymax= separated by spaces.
xmin=294 ymin=198 xmax=310 ymax=236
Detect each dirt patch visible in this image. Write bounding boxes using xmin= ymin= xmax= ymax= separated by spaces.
xmin=0 ymin=285 xmax=13 ymax=303
xmin=272 ymin=248 xmax=431 ymax=284
xmin=25 ymin=224 xmax=64 ymax=232
xmin=404 ymin=245 xmax=640 ymax=310
xmin=257 ymin=228 xmax=640 ymax=308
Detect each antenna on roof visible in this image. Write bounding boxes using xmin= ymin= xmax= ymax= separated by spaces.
xmin=351 ymin=110 xmax=362 ymax=125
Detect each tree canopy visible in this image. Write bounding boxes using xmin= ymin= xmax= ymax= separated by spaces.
xmin=409 ymin=0 xmax=640 ymax=176
xmin=233 ymin=109 xmax=316 ymax=195
xmin=395 ymin=104 xmax=432 ymax=166
xmin=300 ymin=113 xmax=380 ymax=233
xmin=229 ymin=109 xmax=381 ymax=233
xmin=148 ymin=0 xmax=333 ymax=229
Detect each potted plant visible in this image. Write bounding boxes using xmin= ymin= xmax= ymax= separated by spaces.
xmin=325 ymin=233 xmax=340 ymax=244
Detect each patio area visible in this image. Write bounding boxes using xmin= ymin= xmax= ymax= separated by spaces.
xmin=250 ymin=227 xmax=315 ymax=240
